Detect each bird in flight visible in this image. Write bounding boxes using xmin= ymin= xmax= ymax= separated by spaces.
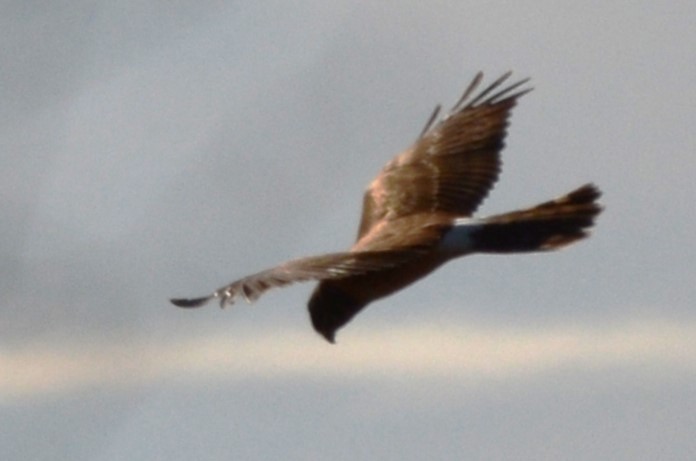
xmin=172 ymin=72 xmax=602 ymax=343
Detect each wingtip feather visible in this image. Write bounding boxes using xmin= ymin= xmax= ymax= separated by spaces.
xmin=170 ymin=296 xmax=213 ymax=308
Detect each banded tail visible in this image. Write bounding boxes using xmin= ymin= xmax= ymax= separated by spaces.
xmin=471 ymin=184 xmax=602 ymax=253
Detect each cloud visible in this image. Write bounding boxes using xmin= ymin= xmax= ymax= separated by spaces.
xmin=4 ymin=318 xmax=694 ymax=401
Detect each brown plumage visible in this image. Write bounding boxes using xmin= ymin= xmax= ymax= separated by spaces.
xmin=171 ymin=72 xmax=603 ymax=343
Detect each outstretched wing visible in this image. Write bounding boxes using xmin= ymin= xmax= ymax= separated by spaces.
xmin=170 ymin=248 xmax=427 ymax=309
xmin=172 ymin=206 xmax=452 ymax=310
xmin=356 ymin=72 xmax=532 ymax=240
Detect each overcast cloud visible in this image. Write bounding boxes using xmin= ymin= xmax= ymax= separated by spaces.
xmin=2 ymin=1 xmax=695 ymax=460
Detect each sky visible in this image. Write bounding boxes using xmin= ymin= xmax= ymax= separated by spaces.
xmin=2 ymin=1 xmax=696 ymax=460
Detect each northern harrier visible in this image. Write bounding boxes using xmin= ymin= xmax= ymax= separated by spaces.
xmin=172 ymin=72 xmax=602 ymax=343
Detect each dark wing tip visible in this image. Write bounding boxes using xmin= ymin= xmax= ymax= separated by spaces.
xmin=170 ymin=296 xmax=213 ymax=308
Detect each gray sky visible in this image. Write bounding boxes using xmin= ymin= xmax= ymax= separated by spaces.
xmin=2 ymin=1 xmax=696 ymax=460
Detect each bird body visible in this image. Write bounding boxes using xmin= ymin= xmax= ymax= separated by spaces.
xmin=172 ymin=72 xmax=603 ymax=343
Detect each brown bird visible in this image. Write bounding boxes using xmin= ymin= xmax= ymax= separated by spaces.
xmin=171 ymin=72 xmax=602 ymax=343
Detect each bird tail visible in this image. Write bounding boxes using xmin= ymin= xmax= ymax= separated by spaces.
xmin=471 ymin=184 xmax=602 ymax=253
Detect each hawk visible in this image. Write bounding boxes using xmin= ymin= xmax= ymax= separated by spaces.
xmin=172 ymin=72 xmax=602 ymax=343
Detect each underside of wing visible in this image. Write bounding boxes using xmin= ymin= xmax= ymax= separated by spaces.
xmin=357 ymin=72 xmax=532 ymax=240
xmin=170 ymin=248 xmax=427 ymax=309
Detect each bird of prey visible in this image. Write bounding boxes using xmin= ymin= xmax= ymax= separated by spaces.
xmin=172 ymin=72 xmax=602 ymax=343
